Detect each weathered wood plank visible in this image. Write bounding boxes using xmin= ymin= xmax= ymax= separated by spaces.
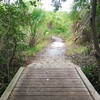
xmin=8 ymin=95 xmax=93 ymax=100
xmin=20 ymin=70 xmax=80 ymax=78
xmin=20 ymin=74 xmax=80 ymax=78
xmin=23 ymin=68 xmax=76 ymax=73
xmin=17 ymin=79 xmax=83 ymax=84
xmin=18 ymin=78 xmax=82 ymax=82
xmin=16 ymin=79 xmax=84 ymax=87
xmin=19 ymin=77 xmax=80 ymax=79
xmin=15 ymin=84 xmax=85 ymax=88
xmin=14 ymin=87 xmax=88 ymax=92
xmin=23 ymin=70 xmax=77 ymax=73
xmin=22 ymin=71 xmax=78 ymax=75
xmin=13 ymin=91 xmax=90 ymax=96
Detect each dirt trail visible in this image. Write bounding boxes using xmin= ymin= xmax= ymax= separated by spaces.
xmin=28 ymin=36 xmax=67 ymax=67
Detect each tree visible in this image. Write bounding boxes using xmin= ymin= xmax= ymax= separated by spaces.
xmin=29 ymin=8 xmax=45 ymax=47
xmin=52 ymin=0 xmax=67 ymax=12
xmin=0 ymin=1 xmax=28 ymax=93
xmin=90 ymin=0 xmax=100 ymax=82
xmin=71 ymin=0 xmax=100 ymax=82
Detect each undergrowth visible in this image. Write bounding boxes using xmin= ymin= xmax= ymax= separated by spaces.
xmin=82 ymin=64 xmax=100 ymax=93
xmin=67 ymin=42 xmax=100 ymax=94
xmin=24 ymin=40 xmax=49 ymax=56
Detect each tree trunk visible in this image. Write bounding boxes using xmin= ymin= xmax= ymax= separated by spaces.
xmin=97 ymin=0 xmax=100 ymax=4
xmin=90 ymin=0 xmax=100 ymax=82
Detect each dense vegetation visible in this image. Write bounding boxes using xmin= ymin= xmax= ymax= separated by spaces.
xmin=69 ymin=0 xmax=100 ymax=94
xmin=0 ymin=0 xmax=47 ymax=96
xmin=0 ymin=0 xmax=72 ymax=96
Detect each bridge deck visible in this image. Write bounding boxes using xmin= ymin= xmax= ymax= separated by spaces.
xmin=7 ymin=66 xmax=95 ymax=100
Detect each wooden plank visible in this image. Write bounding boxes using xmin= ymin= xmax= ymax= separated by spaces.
xmin=20 ymin=77 xmax=80 ymax=79
xmin=18 ymin=78 xmax=82 ymax=82
xmin=23 ymin=71 xmax=77 ymax=74
xmin=23 ymin=68 xmax=76 ymax=73
xmin=14 ymin=87 xmax=88 ymax=92
xmin=24 ymin=68 xmax=76 ymax=70
xmin=15 ymin=83 xmax=85 ymax=88
xmin=0 ymin=67 xmax=25 ymax=100
xmin=21 ymin=71 xmax=78 ymax=75
xmin=20 ymin=74 xmax=79 ymax=78
xmin=17 ymin=79 xmax=83 ymax=83
xmin=13 ymin=91 xmax=90 ymax=96
xmin=16 ymin=79 xmax=84 ymax=87
xmin=20 ymin=71 xmax=80 ymax=78
xmin=22 ymin=71 xmax=78 ymax=75
xmin=8 ymin=95 xmax=93 ymax=100
xmin=75 ymin=66 xmax=100 ymax=100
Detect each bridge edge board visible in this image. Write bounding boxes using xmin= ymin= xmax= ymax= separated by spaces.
xmin=0 ymin=67 xmax=25 ymax=100
xmin=75 ymin=66 xmax=100 ymax=100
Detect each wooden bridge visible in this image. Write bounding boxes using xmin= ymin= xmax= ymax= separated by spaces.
xmin=0 ymin=37 xmax=100 ymax=100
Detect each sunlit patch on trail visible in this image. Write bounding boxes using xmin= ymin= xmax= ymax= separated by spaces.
xmin=51 ymin=42 xmax=65 ymax=48
xmin=51 ymin=36 xmax=65 ymax=48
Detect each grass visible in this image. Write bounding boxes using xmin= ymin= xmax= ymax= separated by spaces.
xmin=24 ymin=40 xmax=49 ymax=56
xmin=66 ymin=42 xmax=93 ymax=55
xmin=82 ymin=64 xmax=96 ymax=75
xmin=67 ymin=43 xmax=87 ymax=55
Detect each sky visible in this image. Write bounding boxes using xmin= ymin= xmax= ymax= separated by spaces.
xmin=41 ymin=0 xmax=74 ymax=12
xmin=10 ymin=0 xmax=74 ymax=12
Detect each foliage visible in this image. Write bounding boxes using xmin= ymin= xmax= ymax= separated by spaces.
xmin=82 ymin=64 xmax=100 ymax=93
xmin=46 ymin=11 xmax=72 ymax=37
xmin=96 ymin=3 xmax=100 ymax=35
xmin=0 ymin=2 xmax=28 ymax=96
xmin=52 ymin=0 xmax=67 ymax=12
xmin=29 ymin=8 xmax=46 ymax=47
xmin=82 ymin=64 xmax=96 ymax=75
xmin=70 ymin=0 xmax=90 ymax=22
xmin=68 ymin=45 xmax=87 ymax=54
xmin=70 ymin=0 xmax=100 ymax=94
xmin=70 ymin=0 xmax=100 ymax=44
xmin=0 ymin=1 xmax=47 ymax=96
xmin=25 ymin=40 xmax=49 ymax=56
